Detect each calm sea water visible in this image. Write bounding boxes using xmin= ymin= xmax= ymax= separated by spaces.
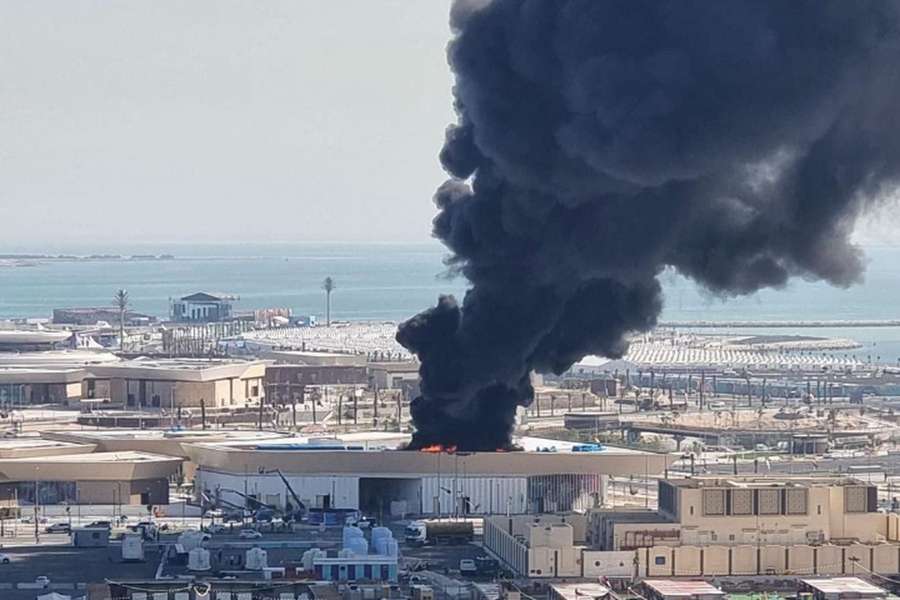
xmin=1 ymin=241 xmax=899 ymax=361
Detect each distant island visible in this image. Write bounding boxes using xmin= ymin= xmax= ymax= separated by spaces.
xmin=0 ymin=254 xmax=175 ymax=267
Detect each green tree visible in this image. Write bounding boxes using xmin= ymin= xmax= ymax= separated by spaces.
xmin=113 ymin=289 xmax=129 ymax=349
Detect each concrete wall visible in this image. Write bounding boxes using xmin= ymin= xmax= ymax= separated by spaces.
xmin=815 ymin=545 xmax=844 ymax=575
xmin=582 ymin=550 xmax=635 ymax=578
xmin=846 ymin=543 xmax=872 ymax=575
xmin=730 ymin=545 xmax=758 ymax=576
xmin=760 ymin=545 xmax=787 ymax=574
xmin=701 ymin=546 xmax=730 ymax=576
xmin=75 ymin=478 xmax=169 ymax=505
xmin=788 ymin=545 xmax=815 ymax=575
xmin=873 ymin=544 xmax=899 ymax=575
xmin=633 ymin=543 xmax=900 ymax=578
xmin=673 ymin=546 xmax=701 ymax=576
xmin=484 ymin=516 xmax=529 ymax=577
xmin=645 ymin=546 xmax=674 ymax=577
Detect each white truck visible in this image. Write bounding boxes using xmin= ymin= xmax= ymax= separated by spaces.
xmin=404 ymin=520 xmax=474 ymax=546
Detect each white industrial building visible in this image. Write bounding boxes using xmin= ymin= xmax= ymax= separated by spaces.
xmin=184 ymin=434 xmax=672 ymax=517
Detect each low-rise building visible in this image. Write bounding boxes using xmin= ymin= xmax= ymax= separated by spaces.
xmin=485 ymin=476 xmax=900 ymax=579
xmin=799 ymin=577 xmax=887 ymax=600
xmin=265 ymin=364 xmax=368 ymax=404
xmin=0 ymin=350 xmax=119 ymax=407
xmin=591 ymin=475 xmax=883 ymax=550
xmin=52 ymin=307 xmax=153 ymax=326
xmin=0 ymin=442 xmax=181 ymax=506
xmin=641 ymin=580 xmax=725 ymax=600
xmin=170 ymin=292 xmax=235 ymax=323
xmin=368 ymin=361 xmax=420 ymax=390
xmin=84 ymin=357 xmax=267 ymax=410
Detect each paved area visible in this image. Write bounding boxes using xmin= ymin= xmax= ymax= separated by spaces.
xmin=0 ymin=544 xmax=159 ymax=600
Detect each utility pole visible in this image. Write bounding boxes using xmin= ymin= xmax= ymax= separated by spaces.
xmin=699 ymin=370 xmax=705 ymax=411
xmin=373 ymin=384 xmax=379 ymax=425
xmin=33 ymin=478 xmax=39 ymax=544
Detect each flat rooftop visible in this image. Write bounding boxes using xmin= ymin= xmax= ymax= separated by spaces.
xmin=102 ymin=357 xmax=263 ymax=370
xmin=801 ymin=578 xmax=886 ymax=596
xmin=644 ymin=580 xmax=725 ymax=597
xmin=57 ymin=428 xmax=283 ymax=441
xmin=551 ymin=583 xmax=611 ymax=600
xmin=667 ymin=475 xmax=868 ymax=489
xmin=0 ymin=436 xmax=96 ymax=459
xmin=0 ymin=450 xmax=177 ymax=464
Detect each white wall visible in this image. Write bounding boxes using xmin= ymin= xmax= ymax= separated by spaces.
xmin=420 ymin=476 xmax=527 ymax=515
xmin=197 ymin=469 xmax=359 ymax=510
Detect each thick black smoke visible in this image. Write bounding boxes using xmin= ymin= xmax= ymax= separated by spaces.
xmin=398 ymin=0 xmax=900 ymax=451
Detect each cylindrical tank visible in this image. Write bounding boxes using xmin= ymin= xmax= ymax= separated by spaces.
xmin=188 ymin=547 xmax=211 ymax=571
xmin=374 ymin=538 xmax=399 ymax=557
xmin=246 ymin=546 xmax=268 ymax=571
xmin=346 ymin=536 xmax=369 ymax=556
xmin=342 ymin=526 xmax=364 ymax=546
xmin=371 ymin=527 xmax=392 ymax=545
xmin=301 ymin=548 xmax=324 ymax=570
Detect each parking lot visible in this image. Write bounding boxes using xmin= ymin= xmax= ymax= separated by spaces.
xmin=0 ymin=544 xmax=159 ymax=600
xmin=0 ymin=515 xmax=501 ymax=599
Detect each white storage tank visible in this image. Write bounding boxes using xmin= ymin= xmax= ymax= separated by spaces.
xmin=342 ymin=526 xmax=364 ymax=546
xmin=371 ymin=527 xmax=392 ymax=545
xmin=374 ymin=538 xmax=399 ymax=557
xmin=246 ymin=547 xmax=268 ymax=571
xmin=346 ymin=536 xmax=369 ymax=556
xmin=177 ymin=530 xmax=209 ymax=552
xmin=188 ymin=547 xmax=211 ymax=571
xmin=301 ymin=548 xmax=325 ymax=571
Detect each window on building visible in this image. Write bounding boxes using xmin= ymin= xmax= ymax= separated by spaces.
xmin=655 ymin=556 xmax=666 ymax=565
xmin=251 ymin=385 xmax=259 ymax=397
xmin=817 ymin=505 xmax=822 ymax=515
xmin=690 ymin=506 xmax=694 ymax=515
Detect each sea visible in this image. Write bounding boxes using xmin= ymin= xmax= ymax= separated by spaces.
xmin=1 ymin=241 xmax=900 ymax=363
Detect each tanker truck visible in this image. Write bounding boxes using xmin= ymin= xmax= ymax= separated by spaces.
xmin=404 ymin=520 xmax=474 ymax=546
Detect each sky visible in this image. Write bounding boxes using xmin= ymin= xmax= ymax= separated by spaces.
xmin=0 ymin=1 xmax=896 ymax=248
xmin=0 ymin=1 xmax=454 ymax=245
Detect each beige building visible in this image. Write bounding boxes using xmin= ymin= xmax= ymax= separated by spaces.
xmin=0 ymin=438 xmax=182 ymax=506
xmin=84 ymin=358 xmax=267 ymax=410
xmin=591 ymin=476 xmax=885 ymax=550
xmin=486 ymin=476 xmax=900 ymax=580
xmin=0 ymin=350 xmax=119 ymax=407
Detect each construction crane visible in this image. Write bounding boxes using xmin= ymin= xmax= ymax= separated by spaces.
xmin=260 ymin=468 xmax=307 ymax=522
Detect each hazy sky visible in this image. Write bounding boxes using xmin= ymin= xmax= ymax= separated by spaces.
xmin=0 ymin=1 xmax=895 ymax=248
xmin=0 ymin=1 xmax=454 ymax=245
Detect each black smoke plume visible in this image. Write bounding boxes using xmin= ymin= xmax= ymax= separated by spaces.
xmin=398 ymin=0 xmax=900 ymax=451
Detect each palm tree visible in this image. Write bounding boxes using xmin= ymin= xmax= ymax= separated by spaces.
xmin=113 ymin=289 xmax=129 ymax=349
xmin=322 ymin=277 xmax=335 ymax=326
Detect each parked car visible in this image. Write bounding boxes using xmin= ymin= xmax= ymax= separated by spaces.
xmin=35 ymin=576 xmax=50 ymax=587
xmin=459 ymin=559 xmax=477 ymax=576
xmin=239 ymin=529 xmax=262 ymax=540
xmin=204 ymin=523 xmax=228 ymax=534
xmin=45 ymin=522 xmax=71 ymax=534
xmin=0 ymin=553 xmax=10 ymax=564
xmin=85 ymin=521 xmax=112 ymax=529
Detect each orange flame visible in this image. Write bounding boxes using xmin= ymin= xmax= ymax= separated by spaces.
xmin=420 ymin=444 xmax=458 ymax=453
